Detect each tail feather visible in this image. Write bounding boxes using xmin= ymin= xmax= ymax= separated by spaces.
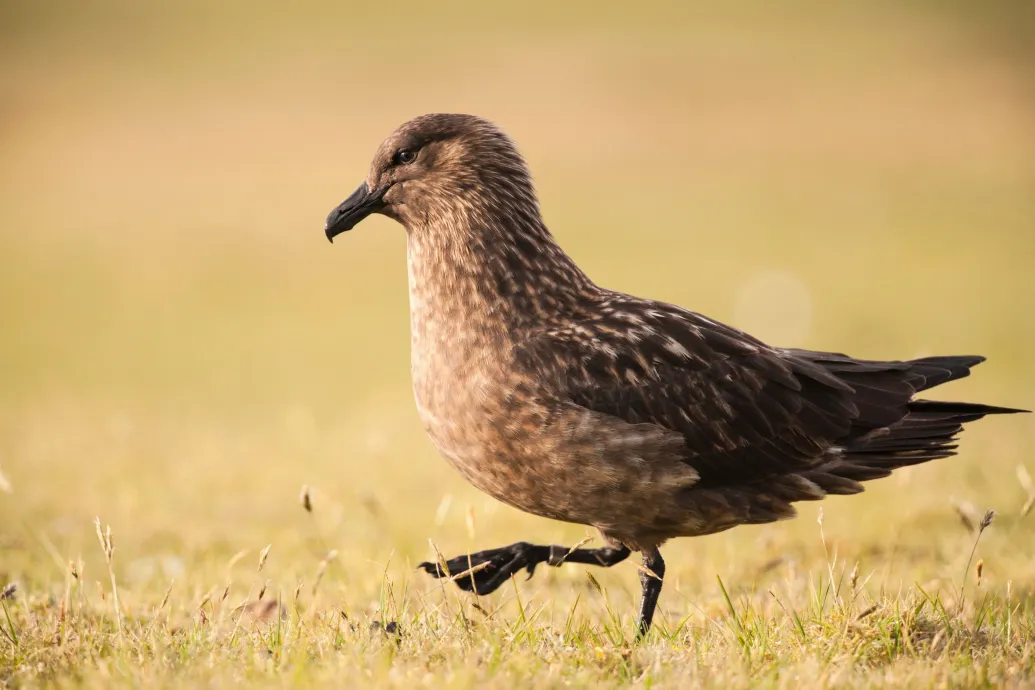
xmin=787 ymin=354 xmax=1027 ymax=497
xmin=725 ymin=354 xmax=1027 ymax=528
xmin=908 ymin=398 xmax=1028 ymax=417
xmin=907 ymin=355 xmax=988 ymax=391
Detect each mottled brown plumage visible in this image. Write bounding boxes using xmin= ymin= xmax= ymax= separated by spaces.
xmin=324 ymin=113 xmax=1027 ymax=635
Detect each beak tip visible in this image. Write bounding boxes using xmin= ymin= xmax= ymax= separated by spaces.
xmin=324 ymin=181 xmax=382 ymax=244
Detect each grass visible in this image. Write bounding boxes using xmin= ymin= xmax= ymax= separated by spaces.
xmin=1 ymin=0 xmax=1034 ymax=686
xmin=2 ymin=490 xmax=1035 ymax=687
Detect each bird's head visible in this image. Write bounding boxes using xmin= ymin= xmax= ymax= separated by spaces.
xmin=324 ymin=113 xmax=538 ymax=242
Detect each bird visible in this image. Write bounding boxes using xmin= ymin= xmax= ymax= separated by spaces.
xmin=323 ymin=113 xmax=1028 ymax=637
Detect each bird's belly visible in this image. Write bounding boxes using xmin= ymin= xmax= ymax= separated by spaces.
xmin=413 ymin=385 xmax=551 ymax=516
xmin=413 ymin=386 xmax=694 ymax=534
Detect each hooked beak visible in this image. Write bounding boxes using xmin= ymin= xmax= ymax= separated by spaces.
xmin=324 ymin=182 xmax=386 ymax=242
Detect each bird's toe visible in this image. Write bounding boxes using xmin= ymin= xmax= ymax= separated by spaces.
xmin=417 ymin=542 xmax=545 ymax=595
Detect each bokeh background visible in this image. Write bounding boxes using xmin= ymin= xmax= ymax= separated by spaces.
xmin=1 ymin=0 xmax=1034 ymax=648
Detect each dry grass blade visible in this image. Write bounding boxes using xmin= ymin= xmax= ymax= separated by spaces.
xmin=434 ymin=494 xmax=452 ymax=527
xmin=312 ymin=550 xmax=337 ymax=597
xmin=428 ymin=539 xmax=450 ymax=578
xmin=633 ymin=561 xmax=662 ymax=581
xmin=555 ymin=536 xmax=593 ymax=565
xmin=957 ymin=508 xmax=995 ymax=614
xmin=448 ymin=560 xmax=492 ymax=583
xmin=465 ymin=505 xmax=476 ymax=540
xmin=226 ymin=549 xmax=250 ymax=572
xmin=144 ymin=581 xmax=175 ymax=637
xmin=1016 ymin=464 xmax=1033 ymax=495
xmin=93 ymin=517 xmax=122 ymax=639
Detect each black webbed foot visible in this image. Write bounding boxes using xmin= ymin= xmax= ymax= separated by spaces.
xmin=418 ymin=541 xmax=550 ymax=595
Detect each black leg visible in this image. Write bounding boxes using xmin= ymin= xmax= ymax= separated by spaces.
xmin=418 ymin=541 xmax=631 ymax=595
xmin=636 ymin=548 xmax=665 ymax=637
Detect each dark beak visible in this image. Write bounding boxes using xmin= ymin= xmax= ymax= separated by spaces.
xmin=325 ymin=182 xmax=386 ymax=242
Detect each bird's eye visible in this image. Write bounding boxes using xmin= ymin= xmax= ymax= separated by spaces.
xmin=394 ymin=149 xmax=417 ymax=165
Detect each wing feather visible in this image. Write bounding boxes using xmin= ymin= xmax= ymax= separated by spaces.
xmin=515 ymin=299 xmax=857 ymax=487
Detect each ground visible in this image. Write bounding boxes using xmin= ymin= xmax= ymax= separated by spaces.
xmin=1 ymin=1 xmax=1034 ymax=687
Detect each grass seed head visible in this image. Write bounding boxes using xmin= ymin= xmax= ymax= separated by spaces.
xmin=1 ymin=582 xmax=17 ymax=601
xmin=951 ymin=499 xmax=978 ymax=533
xmin=300 ymin=485 xmax=312 ymax=513
xmin=158 ymin=582 xmax=173 ymax=613
xmin=258 ymin=544 xmax=272 ymax=572
xmin=586 ymin=571 xmax=603 ymax=595
xmin=976 ymin=559 xmax=984 ymax=585
xmin=979 ymin=509 xmax=995 ymax=532
xmin=94 ymin=517 xmax=114 ymax=561
xmin=312 ymin=550 xmax=337 ymax=596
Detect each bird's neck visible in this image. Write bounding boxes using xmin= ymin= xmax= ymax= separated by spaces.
xmin=405 ymin=213 xmax=594 ymax=347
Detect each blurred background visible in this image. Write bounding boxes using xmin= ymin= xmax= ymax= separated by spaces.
xmin=1 ymin=0 xmax=1033 ymax=614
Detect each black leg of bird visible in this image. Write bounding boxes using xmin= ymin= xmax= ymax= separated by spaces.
xmin=636 ymin=548 xmax=666 ymax=637
xmin=419 ymin=542 xmax=631 ymax=596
